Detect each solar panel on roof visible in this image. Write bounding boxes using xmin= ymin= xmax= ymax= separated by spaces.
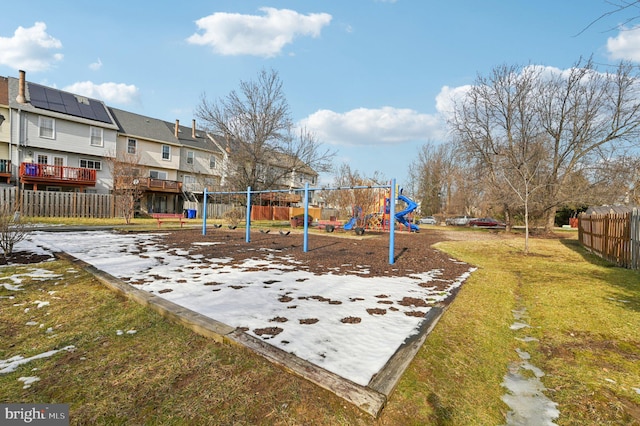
xmin=60 ymin=92 xmax=82 ymax=116
xmin=28 ymin=85 xmax=47 ymax=103
xmin=90 ymin=101 xmax=111 ymax=122
xmin=44 ymin=88 xmax=63 ymax=105
xmin=26 ymin=83 xmax=113 ymax=124
xmin=77 ymin=102 xmax=94 ymax=118
xmin=48 ymin=103 xmax=67 ymax=114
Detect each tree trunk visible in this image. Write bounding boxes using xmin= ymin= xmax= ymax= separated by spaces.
xmin=544 ymin=206 xmax=557 ymax=233
xmin=504 ymin=204 xmax=512 ymax=232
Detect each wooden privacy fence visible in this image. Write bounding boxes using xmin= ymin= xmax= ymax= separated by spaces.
xmin=250 ymin=206 xmax=322 ymax=221
xmin=183 ymin=201 xmax=324 ymax=222
xmin=183 ymin=201 xmax=242 ymax=220
xmin=578 ymin=209 xmax=639 ymax=270
xmin=0 ymin=187 xmax=113 ymax=218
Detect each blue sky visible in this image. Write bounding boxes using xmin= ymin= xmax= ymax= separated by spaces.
xmin=1 ymin=1 xmax=639 ymax=186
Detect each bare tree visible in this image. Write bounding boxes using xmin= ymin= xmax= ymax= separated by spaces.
xmin=450 ymin=58 xmax=640 ymax=235
xmin=536 ymin=58 xmax=640 ymax=229
xmin=0 ymin=205 xmax=29 ymax=260
xmin=450 ymin=64 xmax=550 ymax=250
xmin=321 ymin=163 xmax=387 ymax=224
xmin=566 ymin=154 xmax=640 ymax=206
xmin=577 ymin=0 xmax=640 ymax=36
xmin=107 ymin=151 xmax=147 ymax=224
xmin=408 ymin=142 xmax=460 ymax=218
xmin=196 ymin=69 xmax=335 ymax=193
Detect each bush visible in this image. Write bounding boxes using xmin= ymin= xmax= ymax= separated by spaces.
xmin=223 ymin=208 xmax=245 ymax=226
xmin=0 ymin=206 xmax=29 ymax=260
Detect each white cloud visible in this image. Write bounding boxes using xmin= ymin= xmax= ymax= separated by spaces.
xmin=89 ymin=58 xmax=102 ymax=71
xmin=299 ymin=106 xmax=443 ymax=146
xmin=186 ymin=7 xmax=332 ymax=57
xmin=607 ymin=26 xmax=640 ymax=61
xmin=0 ymin=22 xmax=63 ymax=72
xmin=62 ymin=81 xmax=140 ymax=105
xmin=435 ymin=85 xmax=471 ymax=118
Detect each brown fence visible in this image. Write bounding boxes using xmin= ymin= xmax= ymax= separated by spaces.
xmin=578 ymin=209 xmax=639 ymax=269
xmin=249 ymin=206 xmax=322 ymax=222
xmin=0 ymin=187 xmax=114 ymax=218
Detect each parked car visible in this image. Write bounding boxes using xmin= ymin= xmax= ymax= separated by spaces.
xmin=445 ymin=216 xmax=473 ymax=226
xmin=418 ymin=216 xmax=437 ymax=225
xmin=469 ymin=217 xmax=506 ymax=228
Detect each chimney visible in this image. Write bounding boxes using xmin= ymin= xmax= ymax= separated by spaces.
xmin=16 ymin=70 xmax=26 ymax=104
xmin=174 ymin=119 xmax=179 ymax=138
xmin=192 ymin=119 xmax=196 ymax=138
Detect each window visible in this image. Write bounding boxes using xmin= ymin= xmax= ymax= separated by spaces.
xmin=186 ymin=151 xmax=194 ymax=165
xmin=90 ymin=127 xmax=103 ymax=147
xmin=209 ymin=156 xmax=216 ymax=169
xmin=39 ymin=117 xmax=55 ymax=139
xmin=183 ymin=175 xmax=196 ymax=190
xmin=36 ymin=154 xmax=65 ymax=166
xmin=150 ymin=170 xmax=168 ymax=180
xmin=127 ymin=139 xmax=137 ymax=154
xmin=80 ymin=159 xmax=102 ymax=170
xmin=161 ymin=145 xmax=171 ymax=160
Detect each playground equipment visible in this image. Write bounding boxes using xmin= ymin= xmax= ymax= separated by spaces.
xmin=202 ymin=179 xmax=407 ymax=264
xmin=317 ymin=206 xmax=364 ymax=234
xmin=395 ymin=194 xmax=420 ymax=232
xmin=321 ymin=192 xmax=420 ymax=234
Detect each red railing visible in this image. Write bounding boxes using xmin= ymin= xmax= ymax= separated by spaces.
xmin=19 ymin=162 xmax=96 ymax=185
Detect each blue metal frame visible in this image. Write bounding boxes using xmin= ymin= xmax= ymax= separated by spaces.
xmin=202 ymin=180 xmax=398 ymax=264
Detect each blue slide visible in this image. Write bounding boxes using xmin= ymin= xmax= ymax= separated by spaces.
xmin=343 ymin=216 xmax=357 ymax=230
xmin=344 ymin=206 xmax=362 ymax=231
xmin=395 ymin=194 xmax=420 ymax=232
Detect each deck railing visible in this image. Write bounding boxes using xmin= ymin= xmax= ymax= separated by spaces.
xmin=19 ymin=162 xmax=96 ymax=185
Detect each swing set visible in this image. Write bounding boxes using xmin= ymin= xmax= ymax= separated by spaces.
xmin=201 ymin=179 xmax=409 ymax=265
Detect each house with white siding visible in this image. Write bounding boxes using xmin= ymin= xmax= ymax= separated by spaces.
xmin=7 ymin=71 xmax=118 ymax=193
xmin=1 ymin=70 xmax=317 ymax=217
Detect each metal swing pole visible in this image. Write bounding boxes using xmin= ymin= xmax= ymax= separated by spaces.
xmin=389 ymin=178 xmax=396 ymax=265
xmin=303 ymin=182 xmax=309 ymax=252
xmin=202 ymin=188 xmax=208 ymax=235
xmin=246 ymin=186 xmax=251 ymax=243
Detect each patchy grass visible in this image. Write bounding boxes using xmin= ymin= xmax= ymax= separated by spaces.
xmin=26 ymin=216 xmax=203 ymax=230
xmin=383 ymin=234 xmax=639 ymax=425
xmin=1 ymin=232 xmax=638 ymax=425
xmin=0 ymin=261 xmax=368 ymax=425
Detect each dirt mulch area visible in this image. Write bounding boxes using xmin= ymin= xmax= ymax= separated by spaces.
xmin=0 ymin=251 xmax=55 ymax=266
xmin=0 ymin=227 xmax=513 ymax=274
xmin=154 ymin=227 xmax=504 ymax=291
